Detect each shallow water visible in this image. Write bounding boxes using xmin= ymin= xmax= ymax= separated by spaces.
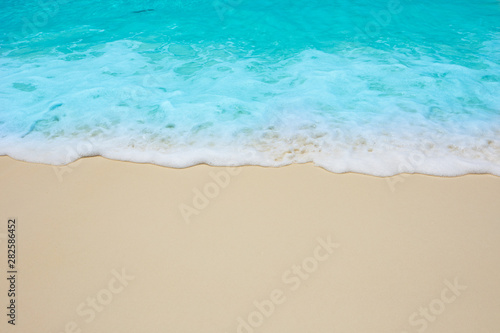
xmin=1 ymin=0 xmax=499 ymax=175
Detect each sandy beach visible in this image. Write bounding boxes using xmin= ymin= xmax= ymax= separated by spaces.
xmin=0 ymin=155 xmax=499 ymax=333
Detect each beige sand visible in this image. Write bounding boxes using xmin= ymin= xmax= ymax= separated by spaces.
xmin=0 ymin=155 xmax=499 ymax=333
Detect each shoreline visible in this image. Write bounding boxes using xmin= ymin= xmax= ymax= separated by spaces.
xmin=1 ymin=154 xmax=500 ymax=178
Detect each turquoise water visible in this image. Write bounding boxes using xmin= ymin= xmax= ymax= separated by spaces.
xmin=1 ymin=0 xmax=499 ymax=175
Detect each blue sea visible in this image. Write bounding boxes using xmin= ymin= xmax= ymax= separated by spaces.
xmin=1 ymin=0 xmax=499 ymax=175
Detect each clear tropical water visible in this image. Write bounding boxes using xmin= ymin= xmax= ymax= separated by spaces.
xmin=1 ymin=0 xmax=499 ymax=175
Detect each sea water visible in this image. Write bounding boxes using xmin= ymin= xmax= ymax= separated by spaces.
xmin=1 ymin=0 xmax=499 ymax=175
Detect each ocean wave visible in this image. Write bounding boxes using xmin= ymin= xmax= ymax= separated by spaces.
xmin=1 ymin=40 xmax=499 ymax=176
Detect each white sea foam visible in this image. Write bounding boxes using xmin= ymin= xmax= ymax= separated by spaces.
xmin=1 ymin=41 xmax=499 ymax=176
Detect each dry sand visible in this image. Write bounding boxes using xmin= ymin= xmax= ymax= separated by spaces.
xmin=0 ymin=155 xmax=499 ymax=333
